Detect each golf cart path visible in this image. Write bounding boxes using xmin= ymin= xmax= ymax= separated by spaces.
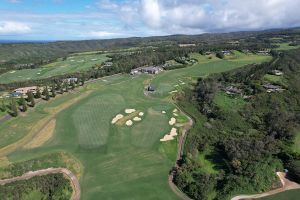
xmin=231 ymin=172 xmax=300 ymax=200
xmin=0 ymin=167 xmax=80 ymax=200
xmin=168 ymin=106 xmax=193 ymax=200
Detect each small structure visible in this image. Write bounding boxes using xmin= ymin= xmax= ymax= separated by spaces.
xmin=10 ymin=92 xmax=23 ymax=98
xmin=13 ymin=86 xmax=38 ymax=95
xmin=257 ymin=49 xmax=271 ymax=55
xmin=272 ymin=70 xmax=284 ymax=76
xmin=64 ymin=77 xmax=78 ymax=83
xmin=263 ymin=83 xmax=285 ymax=93
xmin=103 ymin=61 xmax=113 ymax=67
xmin=147 ymin=85 xmax=155 ymax=92
xmin=224 ymin=86 xmax=242 ymax=95
xmin=222 ymin=50 xmax=231 ymax=56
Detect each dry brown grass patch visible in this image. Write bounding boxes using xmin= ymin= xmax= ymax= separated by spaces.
xmin=23 ymin=119 xmax=56 ymax=149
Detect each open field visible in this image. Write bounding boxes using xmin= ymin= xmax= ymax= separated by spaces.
xmin=151 ymin=52 xmax=271 ymax=97
xmin=275 ymin=43 xmax=300 ymax=51
xmin=0 ymin=53 xmax=271 ymax=199
xmin=0 ymin=53 xmax=108 ymax=84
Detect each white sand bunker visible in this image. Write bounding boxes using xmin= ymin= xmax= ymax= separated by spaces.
xmin=133 ymin=117 xmax=142 ymax=121
xmin=169 ymin=90 xmax=178 ymax=94
xmin=10 ymin=71 xmax=16 ymax=74
xmin=111 ymin=114 xmax=124 ymax=124
xmin=173 ymin=113 xmax=178 ymax=116
xmin=169 ymin=117 xmax=176 ymax=125
xmin=125 ymin=109 xmax=136 ymax=114
xmin=160 ymin=128 xmax=178 ymax=142
xmin=139 ymin=112 xmax=144 ymax=116
xmin=173 ymin=109 xmax=178 ymax=113
xmin=169 ymin=128 xmax=178 ymax=137
xmin=162 ymin=111 xmax=166 ymax=114
xmin=126 ymin=120 xmax=133 ymax=126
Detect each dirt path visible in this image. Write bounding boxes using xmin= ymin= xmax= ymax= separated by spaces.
xmin=0 ymin=167 xmax=81 ymax=200
xmin=231 ymin=172 xmax=300 ymax=200
xmin=168 ymin=107 xmax=194 ymax=200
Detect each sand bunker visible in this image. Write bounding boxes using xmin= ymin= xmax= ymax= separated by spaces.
xmin=111 ymin=114 xmax=124 ymax=124
xmin=133 ymin=117 xmax=142 ymax=121
xmin=173 ymin=109 xmax=178 ymax=113
xmin=125 ymin=109 xmax=136 ymax=114
xmin=173 ymin=113 xmax=178 ymax=116
xmin=169 ymin=117 xmax=176 ymax=125
xmin=138 ymin=112 xmax=144 ymax=116
xmin=162 ymin=111 xmax=166 ymax=114
xmin=126 ymin=120 xmax=133 ymax=126
xmin=174 ymin=84 xmax=179 ymax=87
xmin=160 ymin=128 xmax=178 ymax=142
xmin=10 ymin=71 xmax=16 ymax=74
xmin=160 ymin=135 xmax=174 ymax=142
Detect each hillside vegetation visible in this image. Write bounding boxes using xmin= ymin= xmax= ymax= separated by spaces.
xmin=174 ymin=48 xmax=300 ymax=200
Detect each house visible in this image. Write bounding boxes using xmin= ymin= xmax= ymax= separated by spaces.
xmin=13 ymin=86 xmax=38 ymax=95
xmin=147 ymin=85 xmax=155 ymax=92
xmin=103 ymin=62 xmax=113 ymax=67
xmin=224 ymin=86 xmax=242 ymax=95
xmin=257 ymin=49 xmax=271 ymax=55
xmin=10 ymin=92 xmax=23 ymax=98
xmin=131 ymin=66 xmax=163 ymax=75
xmin=263 ymin=83 xmax=285 ymax=93
xmin=272 ymin=70 xmax=284 ymax=76
xmin=141 ymin=66 xmax=162 ymax=74
xmin=64 ymin=77 xmax=78 ymax=83
xmin=222 ymin=50 xmax=231 ymax=56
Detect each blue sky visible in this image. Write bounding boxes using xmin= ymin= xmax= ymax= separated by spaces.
xmin=0 ymin=0 xmax=299 ymax=40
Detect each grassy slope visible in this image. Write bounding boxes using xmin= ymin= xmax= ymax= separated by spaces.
xmin=0 ymin=52 xmax=271 ymax=200
xmin=0 ymin=54 xmax=108 ymax=84
xmin=258 ymin=189 xmax=300 ymax=200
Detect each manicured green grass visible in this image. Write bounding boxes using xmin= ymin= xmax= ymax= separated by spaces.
xmin=258 ymin=189 xmax=300 ymax=200
xmin=0 ymin=52 xmax=272 ymax=200
xmin=213 ymin=92 xmax=246 ymax=112
xmin=0 ymin=53 xmax=108 ymax=84
xmin=275 ymin=43 xmax=299 ymax=50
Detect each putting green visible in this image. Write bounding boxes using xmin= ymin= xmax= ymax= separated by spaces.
xmin=0 ymin=52 xmax=271 ymax=200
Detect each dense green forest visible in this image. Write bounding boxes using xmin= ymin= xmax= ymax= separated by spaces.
xmin=0 ymin=173 xmax=72 ymax=200
xmin=174 ymin=48 xmax=300 ymax=199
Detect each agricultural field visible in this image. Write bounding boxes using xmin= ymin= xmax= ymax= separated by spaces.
xmin=0 ymin=53 xmax=109 ymax=84
xmin=0 ymin=52 xmax=271 ymax=199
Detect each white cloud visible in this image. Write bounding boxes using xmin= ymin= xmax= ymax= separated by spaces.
xmin=87 ymin=31 xmax=118 ymax=38
xmin=0 ymin=21 xmax=31 ymax=35
xmin=138 ymin=0 xmax=300 ymax=33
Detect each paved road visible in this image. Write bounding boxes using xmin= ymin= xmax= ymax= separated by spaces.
xmin=0 ymin=168 xmax=81 ymax=200
xmin=231 ymin=172 xmax=300 ymax=200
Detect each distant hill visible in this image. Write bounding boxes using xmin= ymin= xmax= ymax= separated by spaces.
xmin=0 ymin=27 xmax=299 ymax=65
